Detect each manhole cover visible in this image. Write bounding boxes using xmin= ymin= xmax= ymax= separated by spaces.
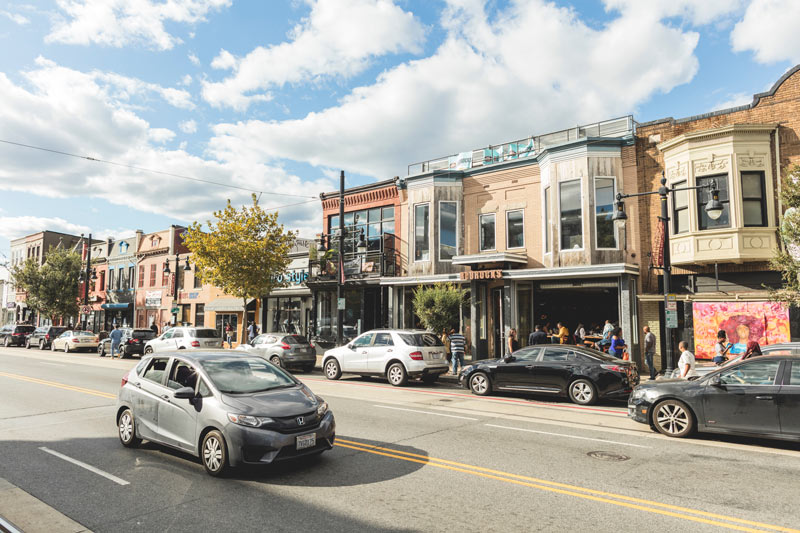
xmin=587 ymin=451 xmax=630 ymax=462
xmin=438 ymin=399 xmax=453 ymax=402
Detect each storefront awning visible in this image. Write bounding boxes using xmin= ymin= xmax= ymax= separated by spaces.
xmin=101 ymin=303 xmax=130 ymax=310
xmin=452 ymin=252 xmax=527 ymax=266
xmin=270 ymin=288 xmax=311 ymax=297
xmin=206 ymin=298 xmax=254 ymax=312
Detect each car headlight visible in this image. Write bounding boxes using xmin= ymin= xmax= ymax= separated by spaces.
xmin=316 ymin=401 xmax=328 ymax=417
xmin=227 ymin=413 xmax=273 ymax=427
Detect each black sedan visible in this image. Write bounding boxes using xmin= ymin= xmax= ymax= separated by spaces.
xmin=629 ymin=353 xmax=800 ymax=440
xmin=459 ymin=345 xmax=639 ymax=405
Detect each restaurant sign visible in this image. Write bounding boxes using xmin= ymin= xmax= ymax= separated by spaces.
xmin=459 ymin=269 xmax=503 ymax=280
xmin=145 ymin=290 xmax=162 ymax=307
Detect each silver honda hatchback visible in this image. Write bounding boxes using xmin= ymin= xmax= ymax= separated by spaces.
xmin=116 ymin=351 xmax=335 ymax=476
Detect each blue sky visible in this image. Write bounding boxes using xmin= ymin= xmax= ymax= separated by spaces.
xmin=0 ymin=0 xmax=798 ymax=269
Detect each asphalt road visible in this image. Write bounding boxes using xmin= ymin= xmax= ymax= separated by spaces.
xmin=1 ymin=346 xmax=799 ymax=533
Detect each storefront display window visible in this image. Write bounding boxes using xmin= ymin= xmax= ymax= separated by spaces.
xmin=215 ymin=313 xmax=238 ymax=342
xmin=517 ymin=284 xmax=532 ymax=347
xmin=268 ymin=297 xmax=304 ymax=335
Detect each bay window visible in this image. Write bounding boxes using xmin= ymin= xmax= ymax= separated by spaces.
xmin=594 ymin=177 xmax=616 ymax=248
xmin=559 ymin=180 xmax=583 ymax=250
xmin=741 ymin=171 xmax=767 ymax=227
xmin=480 ymin=213 xmax=496 ymax=251
xmin=414 ymin=203 xmax=430 ymax=261
xmin=439 ymin=201 xmax=457 ymax=261
xmin=697 ymin=174 xmax=730 ymax=230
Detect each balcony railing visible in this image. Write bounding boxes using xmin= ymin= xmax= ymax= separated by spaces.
xmin=309 ymin=232 xmax=399 ymax=280
xmin=407 ymin=115 xmax=634 ymax=176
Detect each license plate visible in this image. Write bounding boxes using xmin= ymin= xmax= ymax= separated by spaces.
xmin=296 ymin=433 xmax=316 ymax=450
xmin=205 ymin=341 xmax=217 ymax=346
xmin=432 ymin=352 xmax=441 ymax=359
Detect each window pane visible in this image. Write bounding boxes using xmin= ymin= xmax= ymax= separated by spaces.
xmin=720 ymin=360 xmax=781 ymax=385
xmin=544 ymin=187 xmax=551 ymax=253
xmin=743 ymin=200 xmax=764 ymax=227
xmin=697 ymin=175 xmax=730 ymax=230
xmin=480 ymin=214 xmax=496 ymax=251
xmin=595 ymin=178 xmax=616 ymax=248
xmin=507 ymin=210 xmax=524 ymax=248
xmin=368 ymin=237 xmax=380 ymax=251
xmin=741 ymin=172 xmax=765 ymax=227
xmin=368 ymin=208 xmax=381 ymax=223
xmin=368 ymin=222 xmax=381 ymax=237
xmin=676 ymin=209 xmax=689 ymax=234
xmin=343 ymin=212 xmax=354 ymax=225
xmin=329 ymin=215 xmax=339 ymax=230
xmin=382 ymin=206 xmax=394 ymax=220
xmin=414 ymin=204 xmax=430 ymax=261
xmin=382 ymin=220 xmax=395 ymax=235
xmin=560 ymin=180 xmax=583 ymax=249
xmin=741 ymin=172 xmax=763 ymax=198
xmin=673 ymin=183 xmax=688 ymax=209
xmin=353 ymin=210 xmax=367 ymax=226
xmin=440 ymin=201 xmax=457 ymax=260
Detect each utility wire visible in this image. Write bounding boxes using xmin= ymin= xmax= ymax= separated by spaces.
xmin=0 ymin=138 xmax=319 ymax=200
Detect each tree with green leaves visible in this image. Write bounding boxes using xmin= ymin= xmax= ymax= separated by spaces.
xmin=772 ymin=164 xmax=800 ymax=305
xmin=183 ymin=194 xmax=297 ymax=345
xmin=10 ymin=247 xmax=81 ymax=325
xmin=412 ymin=283 xmax=466 ymax=334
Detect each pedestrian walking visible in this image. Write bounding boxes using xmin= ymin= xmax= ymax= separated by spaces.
xmin=506 ymin=328 xmax=519 ymax=355
xmin=643 ymin=326 xmax=657 ymax=379
xmin=713 ymin=330 xmax=732 ymax=364
xmin=528 ymin=325 xmax=547 ymax=345
xmin=108 ymin=324 xmax=123 ymax=359
xmin=677 ymin=340 xmax=697 ymax=378
xmin=449 ymin=328 xmax=466 ymax=375
xmin=441 ymin=329 xmax=452 ymax=365
xmin=247 ymin=321 xmax=256 ymax=342
xmin=610 ymin=328 xmax=627 ymax=358
xmin=224 ymin=322 xmax=233 ymax=348
xmin=557 ymin=322 xmax=569 ymax=344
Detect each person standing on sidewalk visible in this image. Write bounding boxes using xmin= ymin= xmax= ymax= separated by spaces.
xmin=441 ymin=329 xmax=452 ymax=365
xmin=449 ymin=328 xmax=466 ymax=375
xmin=528 ymin=325 xmax=547 ymax=345
xmin=643 ymin=326 xmax=657 ymax=380
xmin=247 ymin=321 xmax=256 ymax=343
xmin=108 ymin=324 xmax=123 ymax=359
xmin=224 ymin=322 xmax=233 ymax=348
xmin=678 ymin=340 xmax=697 ymax=378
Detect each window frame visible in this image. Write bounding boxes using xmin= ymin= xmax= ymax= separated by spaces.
xmin=672 ymin=179 xmax=689 ymax=235
xmin=593 ymin=176 xmax=618 ymax=250
xmin=558 ymin=179 xmax=584 ymax=251
xmin=413 ymin=203 xmax=431 ymax=262
xmin=506 ymin=209 xmax=525 ymax=250
xmin=543 ymin=186 xmax=551 ymax=254
xmin=696 ymin=173 xmax=731 ymax=231
xmin=479 ymin=213 xmax=497 ymax=252
xmin=438 ymin=200 xmax=459 ymax=262
xmin=740 ymin=171 xmax=767 ymax=227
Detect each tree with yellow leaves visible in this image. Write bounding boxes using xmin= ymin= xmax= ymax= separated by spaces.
xmin=184 ymin=194 xmax=297 ymax=346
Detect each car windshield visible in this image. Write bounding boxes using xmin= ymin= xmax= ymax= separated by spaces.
xmin=200 ymin=357 xmax=296 ymax=394
xmin=191 ymin=329 xmax=219 ymax=338
xmin=571 ymin=347 xmax=622 ymax=362
xmin=132 ymin=330 xmax=156 ymax=339
xmin=16 ymin=326 xmax=35 ymax=333
xmin=399 ymin=333 xmax=444 ymax=347
xmin=282 ymin=335 xmax=309 ymax=345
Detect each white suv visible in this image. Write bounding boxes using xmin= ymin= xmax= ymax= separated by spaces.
xmin=143 ymin=327 xmax=223 ymax=353
xmin=322 ymin=330 xmax=449 ymax=386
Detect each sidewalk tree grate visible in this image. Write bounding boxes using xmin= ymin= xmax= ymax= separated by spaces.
xmin=587 ymin=451 xmax=630 ymax=462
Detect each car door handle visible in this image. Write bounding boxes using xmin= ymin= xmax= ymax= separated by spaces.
xmin=160 ymin=394 xmax=170 ymax=402
xmin=133 ymin=381 xmax=141 ymax=388
xmin=755 ymin=395 xmax=774 ymax=400
xmin=361 ymin=351 xmax=368 ymax=354
xmin=387 ymin=349 xmax=393 ymax=352
xmin=525 ymin=365 xmax=535 ymax=369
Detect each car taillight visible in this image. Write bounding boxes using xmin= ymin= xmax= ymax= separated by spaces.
xmin=45 ymin=334 xmax=50 ymax=340
xmin=191 ymin=340 xmax=200 ymax=347
xmin=601 ymin=364 xmax=625 ymax=372
xmin=121 ymin=371 xmax=130 ymax=388
xmin=309 ymin=342 xmax=314 ymax=349
xmin=409 ymin=351 xmax=423 ymax=360
xmin=12 ymin=332 xmax=22 ymax=336
xmin=71 ymin=338 xmax=79 ymax=343
xmin=280 ymin=343 xmax=291 ymax=350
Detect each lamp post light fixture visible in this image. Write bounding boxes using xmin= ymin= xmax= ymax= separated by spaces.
xmin=612 ymin=171 xmax=721 ymax=374
xmin=163 ymin=254 xmax=192 ymax=326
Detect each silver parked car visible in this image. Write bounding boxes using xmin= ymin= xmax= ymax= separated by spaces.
xmin=116 ymin=352 xmax=335 ymax=476
xmin=237 ymin=333 xmax=316 ymax=372
xmin=144 ymin=327 xmax=223 ymax=353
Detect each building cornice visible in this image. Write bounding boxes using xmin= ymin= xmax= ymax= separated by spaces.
xmin=657 ymin=123 xmax=778 ymax=153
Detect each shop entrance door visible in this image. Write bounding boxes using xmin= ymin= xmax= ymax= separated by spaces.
xmin=491 ymin=288 xmax=504 ymax=358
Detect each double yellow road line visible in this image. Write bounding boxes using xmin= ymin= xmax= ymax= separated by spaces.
xmin=0 ymin=371 xmax=117 ymax=400
xmin=337 ymin=438 xmax=798 ymax=533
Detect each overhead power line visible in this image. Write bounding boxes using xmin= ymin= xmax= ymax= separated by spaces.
xmin=0 ymin=138 xmax=319 ymax=200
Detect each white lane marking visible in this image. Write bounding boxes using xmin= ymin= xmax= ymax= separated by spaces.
xmin=39 ymin=447 xmax=130 ymax=486
xmin=485 ymin=424 xmax=651 ymax=449
xmin=40 ymin=362 xmax=65 ymax=367
xmin=374 ymin=405 xmax=479 ymax=421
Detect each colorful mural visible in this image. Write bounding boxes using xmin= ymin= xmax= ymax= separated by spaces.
xmin=692 ymin=301 xmax=790 ymax=359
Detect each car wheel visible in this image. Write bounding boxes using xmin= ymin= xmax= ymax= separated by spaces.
xmin=39 ymin=340 xmax=46 ymax=350
xmin=118 ymin=409 xmax=141 ymax=448
xmin=469 ymin=372 xmax=491 ymax=396
xmin=144 ymin=346 xmax=153 ymax=355
xmin=324 ymin=358 xmax=341 ymax=380
xmin=51 ymin=341 xmax=56 ymax=351
xmin=568 ymin=379 xmax=597 ymax=405
xmin=201 ymin=430 xmax=228 ymax=477
xmin=25 ymin=339 xmax=31 ymax=349
xmin=421 ymin=375 xmax=439 ymax=384
xmin=653 ymin=399 xmax=695 ymax=438
xmin=98 ymin=344 xmax=105 ymax=356
xmin=270 ymin=355 xmax=282 ymax=367
xmin=64 ymin=343 xmax=70 ymax=353
xmin=387 ymin=363 xmax=408 ymax=387
xmin=302 ymin=364 xmax=315 ymax=373
xmin=3 ymin=337 xmax=8 ymax=347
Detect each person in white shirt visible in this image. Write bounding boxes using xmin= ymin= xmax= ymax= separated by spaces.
xmin=677 ymin=341 xmax=697 ymax=378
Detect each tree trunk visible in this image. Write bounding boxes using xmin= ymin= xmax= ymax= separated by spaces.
xmin=242 ymin=297 xmax=248 ymax=348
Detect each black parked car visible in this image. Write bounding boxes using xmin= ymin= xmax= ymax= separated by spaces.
xmin=0 ymin=324 xmax=36 ymax=347
xmin=460 ymin=344 xmax=639 ymax=405
xmin=629 ymin=353 xmax=800 ymax=440
xmin=25 ymin=326 xmax=68 ymax=350
xmin=98 ymin=328 xmax=157 ymax=358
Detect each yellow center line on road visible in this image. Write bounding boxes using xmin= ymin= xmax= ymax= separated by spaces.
xmin=0 ymin=371 xmax=117 ymax=400
xmin=336 ymin=438 xmax=799 ymax=533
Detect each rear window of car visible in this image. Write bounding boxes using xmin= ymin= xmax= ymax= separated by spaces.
xmin=282 ymin=335 xmax=309 ymax=344
xmin=15 ymin=326 xmax=35 ymax=333
xmin=49 ymin=327 xmax=66 ymax=335
xmin=399 ymin=333 xmax=444 ymax=347
xmin=132 ymin=330 xmax=156 ymax=339
xmin=191 ymin=328 xmax=219 ymax=338
xmin=75 ymin=331 xmax=95 ymax=337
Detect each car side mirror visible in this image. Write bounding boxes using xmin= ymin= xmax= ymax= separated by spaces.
xmin=709 ymin=375 xmax=723 ymax=387
xmin=347 ymin=343 xmax=354 ymax=350
xmin=503 ymin=356 xmax=516 ymax=363
xmin=174 ymin=386 xmax=196 ymax=399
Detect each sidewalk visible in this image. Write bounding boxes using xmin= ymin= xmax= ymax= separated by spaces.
xmin=0 ymin=477 xmax=91 ymax=533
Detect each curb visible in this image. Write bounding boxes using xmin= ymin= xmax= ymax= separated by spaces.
xmin=0 ymin=477 xmax=91 ymax=533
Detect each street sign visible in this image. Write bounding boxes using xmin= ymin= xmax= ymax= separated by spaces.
xmin=170 ymin=307 xmax=179 ymax=314
xmin=337 ymin=298 xmax=346 ymax=310
xmin=666 ymin=294 xmax=677 ymax=311
xmin=81 ymin=305 xmax=93 ymax=314
xmin=665 ymin=308 xmax=678 ymax=328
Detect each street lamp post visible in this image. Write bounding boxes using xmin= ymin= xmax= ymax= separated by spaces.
xmin=163 ymin=255 xmax=192 ymax=326
xmin=79 ymin=233 xmax=97 ymax=331
xmin=336 ymin=170 xmax=345 ymax=347
xmin=612 ymin=171 xmax=723 ymax=374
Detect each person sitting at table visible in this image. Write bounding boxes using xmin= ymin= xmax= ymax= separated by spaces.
xmin=557 ymin=322 xmax=570 ymax=344
xmin=596 ymin=320 xmax=614 ymax=351
xmin=610 ymin=328 xmax=627 ymax=358
xmin=528 ymin=325 xmax=547 ymax=345
xmin=574 ymin=323 xmax=585 ymax=345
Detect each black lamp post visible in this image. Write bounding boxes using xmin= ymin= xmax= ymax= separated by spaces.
xmin=164 ymin=255 xmax=192 ymax=326
xmin=79 ymin=233 xmax=97 ymax=331
xmin=612 ymin=171 xmax=722 ymax=374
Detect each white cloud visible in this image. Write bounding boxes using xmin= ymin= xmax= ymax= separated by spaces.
xmin=712 ymin=91 xmax=752 ymax=111
xmin=201 ymin=0 xmax=426 ymax=110
xmin=731 ymin=0 xmax=800 ymax=64
xmin=148 ymin=127 xmax=176 ymax=143
xmin=188 ymin=52 xmax=201 ymax=66
xmin=209 ymin=0 xmax=724 ymax=179
xmin=0 ymin=216 xmax=90 ymax=240
xmin=180 ymin=74 xmax=192 ymax=86
xmin=46 ymin=0 xmax=232 ymax=50
xmin=179 ymin=119 xmax=198 ymax=134
xmin=1 ymin=10 xmax=30 ymax=25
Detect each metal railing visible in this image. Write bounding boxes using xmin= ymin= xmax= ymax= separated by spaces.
xmin=309 ymin=232 xmax=399 ymax=280
xmin=407 ymin=115 xmax=634 ymax=176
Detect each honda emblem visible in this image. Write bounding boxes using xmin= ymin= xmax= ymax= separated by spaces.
xmin=296 ymin=416 xmax=305 ymax=426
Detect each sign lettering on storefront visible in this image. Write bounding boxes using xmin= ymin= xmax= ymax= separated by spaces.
xmin=179 ymin=291 xmax=200 ymax=299
xmin=276 ymin=270 xmax=309 ymax=285
xmin=145 ymin=290 xmax=162 ymax=307
xmin=459 ymin=269 xmax=503 ymax=281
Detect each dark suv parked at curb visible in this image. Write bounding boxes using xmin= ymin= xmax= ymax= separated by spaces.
xmin=0 ymin=324 xmax=36 ymax=347
xmin=26 ymin=326 xmax=68 ymax=350
xmin=98 ymin=328 xmax=157 ymax=358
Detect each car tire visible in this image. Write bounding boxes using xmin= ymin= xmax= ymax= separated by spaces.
xmin=118 ymin=409 xmax=141 ymax=448
xmin=469 ymin=372 xmax=491 ymax=396
xmin=421 ymin=375 xmax=439 ymax=385
xmin=98 ymin=344 xmax=105 ymax=356
xmin=270 ymin=355 xmax=282 ymax=368
xmin=64 ymin=343 xmax=70 ymax=353
xmin=302 ymin=364 xmax=315 ymax=373
xmin=144 ymin=346 xmax=153 ymax=355
xmin=387 ymin=363 xmax=408 ymax=387
xmin=568 ymin=379 xmax=597 ymax=405
xmin=3 ymin=337 xmax=8 ymax=347
xmin=25 ymin=339 xmax=31 ymax=349
xmin=201 ymin=430 xmax=228 ymax=477
xmin=39 ymin=340 xmax=46 ymax=350
xmin=51 ymin=341 xmax=56 ymax=351
xmin=652 ymin=399 xmax=695 ymax=438
xmin=324 ymin=358 xmax=341 ymax=380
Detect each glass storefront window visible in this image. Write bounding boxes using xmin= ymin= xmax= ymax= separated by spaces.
xmin=517 ymin=284 xmax=532 ymax=347
xmin=268 ymin=297 xmax=304 ymax=335
xmin=215 ymin=313 xmax=238 ymax=342
xmin=316 ymin=291 xmax=337 ymax=338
